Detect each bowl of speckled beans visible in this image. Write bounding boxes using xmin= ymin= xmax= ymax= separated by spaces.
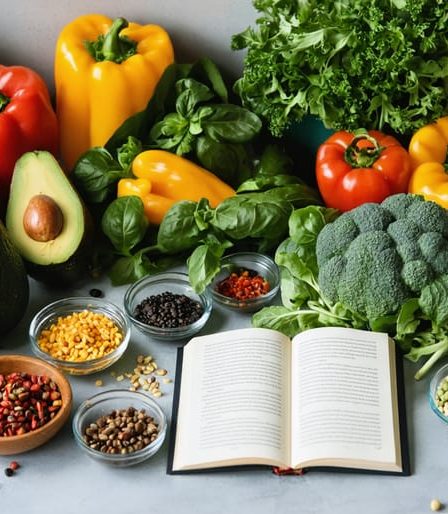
xmin=29 ymin=297 xmax=131 ymax=375
xmin=72 ymin=389 xmax=167 ymax=466
xmin=429 ymin=363 xmax=448 ymax=425
xmin=123 ymin=271 xmax=212 ymax=341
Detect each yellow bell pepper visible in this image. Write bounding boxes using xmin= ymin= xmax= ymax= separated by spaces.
xmin=55 ymin=14 xmax=174 ymax=171
xmin=408 ymin=117 xmax=448 ymax=208
xmin=117 ymin=178 xmax=176 ymax=225
xmin=117 ymin=151 xmax=236 ymax=224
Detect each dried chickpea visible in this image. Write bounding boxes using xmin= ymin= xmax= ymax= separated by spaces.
xmin=37 ymin=310 xmax=123 ymax=362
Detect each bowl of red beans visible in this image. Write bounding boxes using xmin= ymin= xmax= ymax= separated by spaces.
xmin=209 ymin=252 xmax=280 ymax=312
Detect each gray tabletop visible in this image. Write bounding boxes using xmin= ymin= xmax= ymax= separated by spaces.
xmin=0 ymin=274 xmax=444 ymax=514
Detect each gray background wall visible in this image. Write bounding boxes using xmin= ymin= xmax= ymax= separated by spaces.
xmin=1 ymin=0 xmax=256 ymax=92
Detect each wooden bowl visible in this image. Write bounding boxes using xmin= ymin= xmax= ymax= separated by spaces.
xmin=0 ymin=354 xmax=72 ymax=455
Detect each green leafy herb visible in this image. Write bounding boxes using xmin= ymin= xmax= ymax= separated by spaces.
xmin=101 ymin=196 xmax=148 ymax=256
xmin=232 ymin=0 xmax=448 ymax=136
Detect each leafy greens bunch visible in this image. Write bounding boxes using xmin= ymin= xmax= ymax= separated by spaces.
xmin=232 ymin=0 xmax=448 ymax=137
xmin=254 ymin=195 xmax=448 ymax=380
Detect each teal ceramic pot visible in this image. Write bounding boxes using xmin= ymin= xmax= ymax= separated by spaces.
xmin=283 ymin=116 xmax=333 ymax=187
xmin=286 ymin=116 xmax=334 ymax=155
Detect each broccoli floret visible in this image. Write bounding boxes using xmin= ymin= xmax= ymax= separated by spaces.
xmin=382 ymin=193 xmax=423 ymax=220
xmin=317 ymin=254 xmax=345 ymax=303
xmin=334 ymin=231 xmax=410 ymax=318
xmin=350 ymin=203 xmax=394 ymax=232
xmin=315 ymin=214 xmax=359 ymax=268
xmin=407 ymin=200 xmax=448 ymax=236
xmin=316 ymin=193 xmax=448 ymax=319
xmin=418 ymin=232 xmax=448 ymax=274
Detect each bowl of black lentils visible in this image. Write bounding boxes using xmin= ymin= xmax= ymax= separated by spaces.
xmin=123 ymin=272 xmax=212 ymax=341
xmin=72 ymin=389 xmax=167 ymax=467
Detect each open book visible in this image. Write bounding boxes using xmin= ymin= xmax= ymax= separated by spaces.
xmin=167 ymin=326 xmax=409 ymax=475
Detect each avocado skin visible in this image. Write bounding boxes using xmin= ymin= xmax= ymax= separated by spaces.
xmin=0 ymin=220 xmax=29 ymax=335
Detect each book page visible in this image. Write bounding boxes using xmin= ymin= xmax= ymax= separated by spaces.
xmin=172 ymin=328 xmax=291 ymax=471
xmin=290 ymin=327 xmax=401 ymax=471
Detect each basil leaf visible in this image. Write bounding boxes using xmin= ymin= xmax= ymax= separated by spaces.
xmin=149 ymin=113 xmax=189 ymax=150
xmin=73 ymin=147 xmax=129 ymax=204
xmin=101 ymin=197 xmax=148 ymax=255
xmin=188 ymin=57 xmax=228 ymax=102
xmin=157 ymin=201 xmax=205 ymax=253
xmin=188 ymin=239 xmax=232 ymax=293
xmin=237 ymin=174 xmax=299 ymax=193
xmin=175 ymin=79 xmax=214 ymax=118
xmin=289 ymin=206 xmax=328 ymax=246
xmin=419 ymin=275 xmax=448 ymax=327
xmin=108 ymin=254 xmax=151 ymax=286
xmin=196 ymin=136 xmax=253 ymax=187
xmin=255 ymin=144 xmax=294 ymax=177
xmin=202 ymin=104 xmax=262 ymax=143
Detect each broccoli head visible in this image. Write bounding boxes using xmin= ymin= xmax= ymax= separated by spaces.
xmin=316 ymin=193 xmax=448 ymax=319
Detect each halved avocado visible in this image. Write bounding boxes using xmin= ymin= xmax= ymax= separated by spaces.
xmin=6 ymin=151 xmax=92 ymax=286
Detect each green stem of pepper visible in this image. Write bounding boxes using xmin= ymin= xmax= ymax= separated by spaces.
xmin=0 ymin=93 xmax=10 ymax=112
xmin=344 ymin=132 xmax=384 ymax=169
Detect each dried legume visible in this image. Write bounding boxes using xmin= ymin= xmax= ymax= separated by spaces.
xmin=0 ymin=373 xmax=62 ymax=437
xmin=37 ymin=310 xmax=123 ymax=362
xmin=134 ymin=292 xmax=203 ymax=328
xmin=216 ymin=268 xmax=270 ymax=301
xmin=83 ymin=407 xmax=160 ymax=454
xmin=4 ymin=467 xmax=14 ymax=477
xmin=89 ymin=288 xmax=104 ymax=298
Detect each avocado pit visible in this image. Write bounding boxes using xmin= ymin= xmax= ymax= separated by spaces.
xmin=23 ymin=194 xmax=64 ymax=242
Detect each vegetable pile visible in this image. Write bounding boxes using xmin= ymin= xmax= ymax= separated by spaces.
xmin=253 ymin=195 xmax=448 ymax=380
xmin=232 ymin=0 xmax=448 ymax=137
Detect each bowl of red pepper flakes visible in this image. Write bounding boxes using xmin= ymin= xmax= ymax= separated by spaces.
xmin=210 ymin=252 xmax=280 ymax=312
xmin=0 ymin=354 xmax=72 ymax=455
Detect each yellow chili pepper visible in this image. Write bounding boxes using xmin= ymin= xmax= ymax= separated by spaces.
xmin=408 ymin=117 xmax=448 ymax=208
xmin=117 ymin=151 xmax=236 ymax=224
xmin=55 ymin=14 xmax=174 ymax=171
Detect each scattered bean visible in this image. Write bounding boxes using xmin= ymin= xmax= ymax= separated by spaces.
xmin=89 ymin=288 xmax=104 ymax=298
xmin=4 ymin=467 xmax=14 ymax=477
xmin=95 ymin=380 xmax=103 ymax=387
xmin=430 ymin=499 xmax=442 ymax=511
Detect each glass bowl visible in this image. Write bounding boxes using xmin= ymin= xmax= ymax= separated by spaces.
xmin=29 ymin=297 xmax=131 ymax=375
xmin=429 ymin=362 xmax=448 ymax=425
xmin=209 ymin=252 xmax=280 ymax=312
xmin=72 ymin=389 xmax=167 ymax=467
xmin=123 ymin=272 xmax=212 ymax=341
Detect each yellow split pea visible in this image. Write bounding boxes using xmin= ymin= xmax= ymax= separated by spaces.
xmin=38 ymin=310 xmax=123 ymax=362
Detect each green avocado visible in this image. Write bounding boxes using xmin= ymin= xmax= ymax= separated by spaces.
xmin=0 ymin=219 xmax=29 ymax=335
xmin=6 ymin=151 xmax=93 ymax=287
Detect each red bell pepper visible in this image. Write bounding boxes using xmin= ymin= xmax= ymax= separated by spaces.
xmin=315 ymin=130 xmax=412 ymax=212
xmin=0 ymin=65 xmax=58 ymax=204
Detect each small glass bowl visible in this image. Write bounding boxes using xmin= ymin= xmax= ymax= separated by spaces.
xmin=72 ymin=389 xmax=167 ymax=467
xmin=429 ymin=363 xmax=448 ymax=425
xmin=29 ymin=297 xmax=131 ymax=375
xmin=209 ymin=252 xmax=280 ymax=312
xmin=123 ymin=272 xmax=212 ymax=341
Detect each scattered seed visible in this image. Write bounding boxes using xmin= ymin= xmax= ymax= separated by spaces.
xmin=89 ymin=288 xmax=104 ymax=298
xmin=95 ymin=380 xmax=103 ymax=387
xmin=155 ymin=369 xmax=167 ymax=376
xmin=153 ymin=391 xmax=162 ymax=398
xmin=163 ymin=378 xmax=172 ymax=384
xmin=4 ymin=468 xmax=14 ymax=477
xmin=9 ymin=461 xmax=20 ymax=471
xmin=430 ymin=499 xmax=442 ymax=512
xmin=116 ymin=375 xmax=124 ymax=382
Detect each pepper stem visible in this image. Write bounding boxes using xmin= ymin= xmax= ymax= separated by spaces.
xmin=344 ymin=131 xmax=384 ymax=169
xmin=84 ymin=17 xmax=137 ymax=64
xmin=0 ymin=93 xmax=10 ymax=112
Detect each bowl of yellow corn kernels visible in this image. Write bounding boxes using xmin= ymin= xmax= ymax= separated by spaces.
xmin=29 ymin=297 xmax=131 ymax=375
